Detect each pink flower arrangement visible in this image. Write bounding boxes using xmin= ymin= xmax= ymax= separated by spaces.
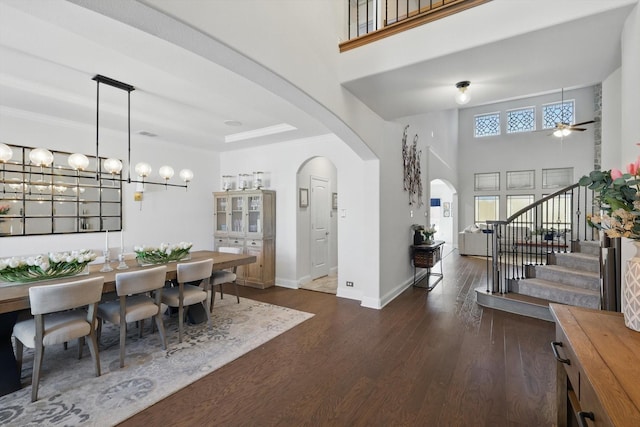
xmin=0 ymin=204 xmax=9 ymax=215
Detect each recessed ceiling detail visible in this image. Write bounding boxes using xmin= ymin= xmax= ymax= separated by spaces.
xmin=225 ymin=123 xmax=297 ymax=143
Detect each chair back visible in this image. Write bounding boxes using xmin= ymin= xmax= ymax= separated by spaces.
xmin=218 ymin=246 xmax=243 ymax=255
xmin=177 ymin=258 xmax=214 ymax=284
xmin=29 ymin=276 xmax=105 ymax=315
xmin=115 ymin=265 xmax=167 ymax=295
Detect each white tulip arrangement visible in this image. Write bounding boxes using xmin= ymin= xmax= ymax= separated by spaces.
xmin=0 ymin=250 xmax=97 ymax=283
xmin=134 ymin=242 xmax=193 ymax=265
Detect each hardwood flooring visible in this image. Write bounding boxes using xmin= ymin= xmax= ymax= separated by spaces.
xmin=120 ymin=252 xmax=556 ymax=426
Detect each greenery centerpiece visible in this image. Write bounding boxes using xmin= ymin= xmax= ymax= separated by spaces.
xmin=134 ymin=242 xmax=193 ymax=265
xmin=0 ymin=249 xmax=96 ymax=283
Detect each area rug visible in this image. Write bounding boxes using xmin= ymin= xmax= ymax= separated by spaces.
xmin=0 ymin=297 xmax=313 ymax=426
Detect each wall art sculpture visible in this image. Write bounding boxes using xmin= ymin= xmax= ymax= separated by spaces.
xmin=401 ymin=125 xmax=423 ymax=206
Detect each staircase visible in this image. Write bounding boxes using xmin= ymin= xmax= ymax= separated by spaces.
xmin=475 ymin=183 xmax=620 ymax=321
xmin=511 ymin=241 xmax=600 ymax=309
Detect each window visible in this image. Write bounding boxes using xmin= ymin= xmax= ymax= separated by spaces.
xmin=542 ymin=167 xmax=573 ymax=189
xmin=507 ymin=195 xmax=535 ymax=224
xmin=474 ymin=112 xmax=500 ymax=137
xmin=542 ymin=100 xmax=574 ymax=129
xmin=474 ymin=172 xmax=500 ymax=191
xmin=475 ymin=195 xmax=499 ymax=222
xmin=540 ymin=194 xmax=572 ymax=232
xmin=507 ymin=107 xmax=535 ymax=133
xmin=506 ymin=170 xmax=534 ymax=190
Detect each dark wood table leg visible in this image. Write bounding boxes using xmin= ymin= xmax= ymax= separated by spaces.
xmin=0 ymin=311 xmax=21 ymax=397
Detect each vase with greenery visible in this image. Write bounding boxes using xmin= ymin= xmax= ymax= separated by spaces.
xmin=579 ymin=154 xmax=640 ymax=331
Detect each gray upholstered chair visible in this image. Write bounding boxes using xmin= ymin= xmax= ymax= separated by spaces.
xmin=210 ymin=246 xmax=242 ymax=310
xmin=97 ymin=266 xmax=168 ymax=368
xmin=13 ymin=276 xmax=104 ymax=402
xmin=161 ymin=259 xmax=212 ymax=343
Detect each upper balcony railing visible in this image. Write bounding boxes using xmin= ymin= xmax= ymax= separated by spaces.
xmin=340 ymin=0 xmax=492 ymax=52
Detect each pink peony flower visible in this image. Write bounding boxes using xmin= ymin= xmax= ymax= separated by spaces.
xmin=611 ymin=168 xmax=623 ymax=180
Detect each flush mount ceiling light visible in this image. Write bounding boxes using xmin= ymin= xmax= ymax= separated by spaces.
xmin=455 ymin=81 xmax=471 ymax=105
xmin=225 ymin=123 xmax=296 ymax=143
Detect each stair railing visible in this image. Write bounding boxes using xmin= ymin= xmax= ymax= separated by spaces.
xmin=485 ymin=183 xmax=597 ymax=295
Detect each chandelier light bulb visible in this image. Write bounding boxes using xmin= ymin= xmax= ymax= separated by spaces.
xmin=159 ymin=165 xmax=175 ymax=180
xmin=0 ymin=143 xmax=13 ymax=163
xmin=29 ymin=148 xmax=54 ymax=167
xmin=135 ymin=162 xmax=152 ymax=178
xmin=179 ymin=169 xmax=194 ymax=183
xmin=104 ymin=158 xmax=123 ymax=174
xmin=455 ymin=81 xmax=471 ymax=105
xmin=68 ymin=153 xmax=90 ymax=171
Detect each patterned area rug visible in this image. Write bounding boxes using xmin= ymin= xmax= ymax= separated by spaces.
xmin=0 ymin=297 xmax=313 ymax=426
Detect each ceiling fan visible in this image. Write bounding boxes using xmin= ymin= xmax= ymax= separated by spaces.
xmin=548 ymin=88 xmax=595 ymax=138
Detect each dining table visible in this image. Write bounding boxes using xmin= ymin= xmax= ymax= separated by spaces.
xmin=0 ymin=250 xmax=256 ymax=397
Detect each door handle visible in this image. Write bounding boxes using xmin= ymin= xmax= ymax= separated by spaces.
xmin=551 ymin=341 xmax=570 ymax=365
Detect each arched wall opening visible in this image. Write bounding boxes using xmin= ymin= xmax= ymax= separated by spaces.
xmin=296 ymin=157 xmax=339 ymax=290
xmin=429 ymin=178 xmax=458 ymax=253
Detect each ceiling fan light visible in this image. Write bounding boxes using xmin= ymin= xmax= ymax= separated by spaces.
xmin=68 ymin=153 xmax=90 ymax=170
xmin=104 ymin=158 xmax=123 ymax=174
xmin=29 ymin=148 xmax=54 ymax=167
xmin=159 ymin=165 xmax=174 ymax=180
xmin=562 ymin=128 xmax=571 ymax=137
xmin=0 ymin=143 xmax=13 ymax=163
xmin=135 ymin=162 xmax=152 ymax=178
xmin=553 ymin=129 xmax=563 ymax=138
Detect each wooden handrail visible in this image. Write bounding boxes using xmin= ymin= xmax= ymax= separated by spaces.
xmin=340 ymin=0 xmax=492 ymax=52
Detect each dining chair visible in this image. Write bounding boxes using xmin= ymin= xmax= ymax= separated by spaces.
xmin=97 ymin=266 xmax=168 ymax=368
xmin=13 ymin=276 xmax=104 ymax=402
xmin=210 ymin=246 xmax=242 ymax=310
xmin=161 ymin=259 xmax=213 ymax=343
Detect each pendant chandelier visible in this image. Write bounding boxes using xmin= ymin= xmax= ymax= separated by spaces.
xmin=86 ymin=74 xmax=193 ymax=188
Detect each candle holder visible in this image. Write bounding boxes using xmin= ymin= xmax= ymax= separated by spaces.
xmin=99 ymin=250 xmax=113 ymax=272
xmin=117 ymin=253 xmax=129 ymax=270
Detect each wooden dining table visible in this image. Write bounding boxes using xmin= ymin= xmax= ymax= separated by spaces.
xmin=0 ymin=250 xmax=256 ymax=396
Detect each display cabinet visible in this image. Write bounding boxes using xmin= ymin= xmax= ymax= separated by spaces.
xmin=213 ymin=190 xmax=275 ymax=288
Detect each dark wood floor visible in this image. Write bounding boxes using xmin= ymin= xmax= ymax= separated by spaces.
xmin=120 ymin=252 xmax=556 ymax=426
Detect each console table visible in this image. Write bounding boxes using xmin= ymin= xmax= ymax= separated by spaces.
xmin=550 ymin=303 xmax=640 ymax=426
xmin=411 ymin=240 xmax=444 ymax=291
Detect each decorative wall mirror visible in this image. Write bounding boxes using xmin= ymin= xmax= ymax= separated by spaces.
xmin=0 ymin=143 xmax=122 ymax=236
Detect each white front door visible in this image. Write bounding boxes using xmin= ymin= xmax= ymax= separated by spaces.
xmin=310 ymin=176 xmax=330 ymax=279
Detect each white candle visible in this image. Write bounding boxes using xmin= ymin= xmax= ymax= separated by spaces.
xmin=104 ymin=230 xmax=109 ymax=252
xmin=120 ymin=233 xmax=124 ymax=253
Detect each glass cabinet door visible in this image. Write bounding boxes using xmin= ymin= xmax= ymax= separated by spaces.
xmin=247 ymin=194 xmax=262 ymax=236
xmin=214 ymin=195 xmax=229 ymax=235
xmin=230 ymin=195 xmax=244 ymax=235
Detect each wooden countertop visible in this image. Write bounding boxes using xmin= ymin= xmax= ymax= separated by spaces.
xmin=550 ymin=303 xmax=640 ymax=426
xmin=0 ymin=250 xmax=256 ymax=314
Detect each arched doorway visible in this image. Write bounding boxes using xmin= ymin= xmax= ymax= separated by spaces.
xmin=296 ymin=156 xmax=338 ymax=294
xmin=429 ymin=178 xmax=458 ymax=255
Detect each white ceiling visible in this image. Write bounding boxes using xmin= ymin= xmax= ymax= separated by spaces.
xmin=0 ymin=0 xmax=636 ymax=152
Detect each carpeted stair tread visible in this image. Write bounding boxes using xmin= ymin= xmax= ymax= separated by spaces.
xmin=550 ymin=252 xmax=599 ymax=273
xmin=516 ymin=278 xmax=600 ymax=309
xmin=535 ymin=264 xmax=599 ymax=290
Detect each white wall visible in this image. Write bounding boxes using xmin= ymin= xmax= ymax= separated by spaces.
xmin=219 ymin=134 xmax=381 ymax=306
xmin=457 ymin=87 xmax=596 ymax=229
xmin=0 ymin=113 xmax=216 ymax=258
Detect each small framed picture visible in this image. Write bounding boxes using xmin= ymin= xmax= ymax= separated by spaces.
xmin=332 ymin=192 xmax=338 ymax=209
xmin=299 ymin=188 xmax=309 ymax=208
xmin=443 ymin=201 xmax=451 ymax=217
